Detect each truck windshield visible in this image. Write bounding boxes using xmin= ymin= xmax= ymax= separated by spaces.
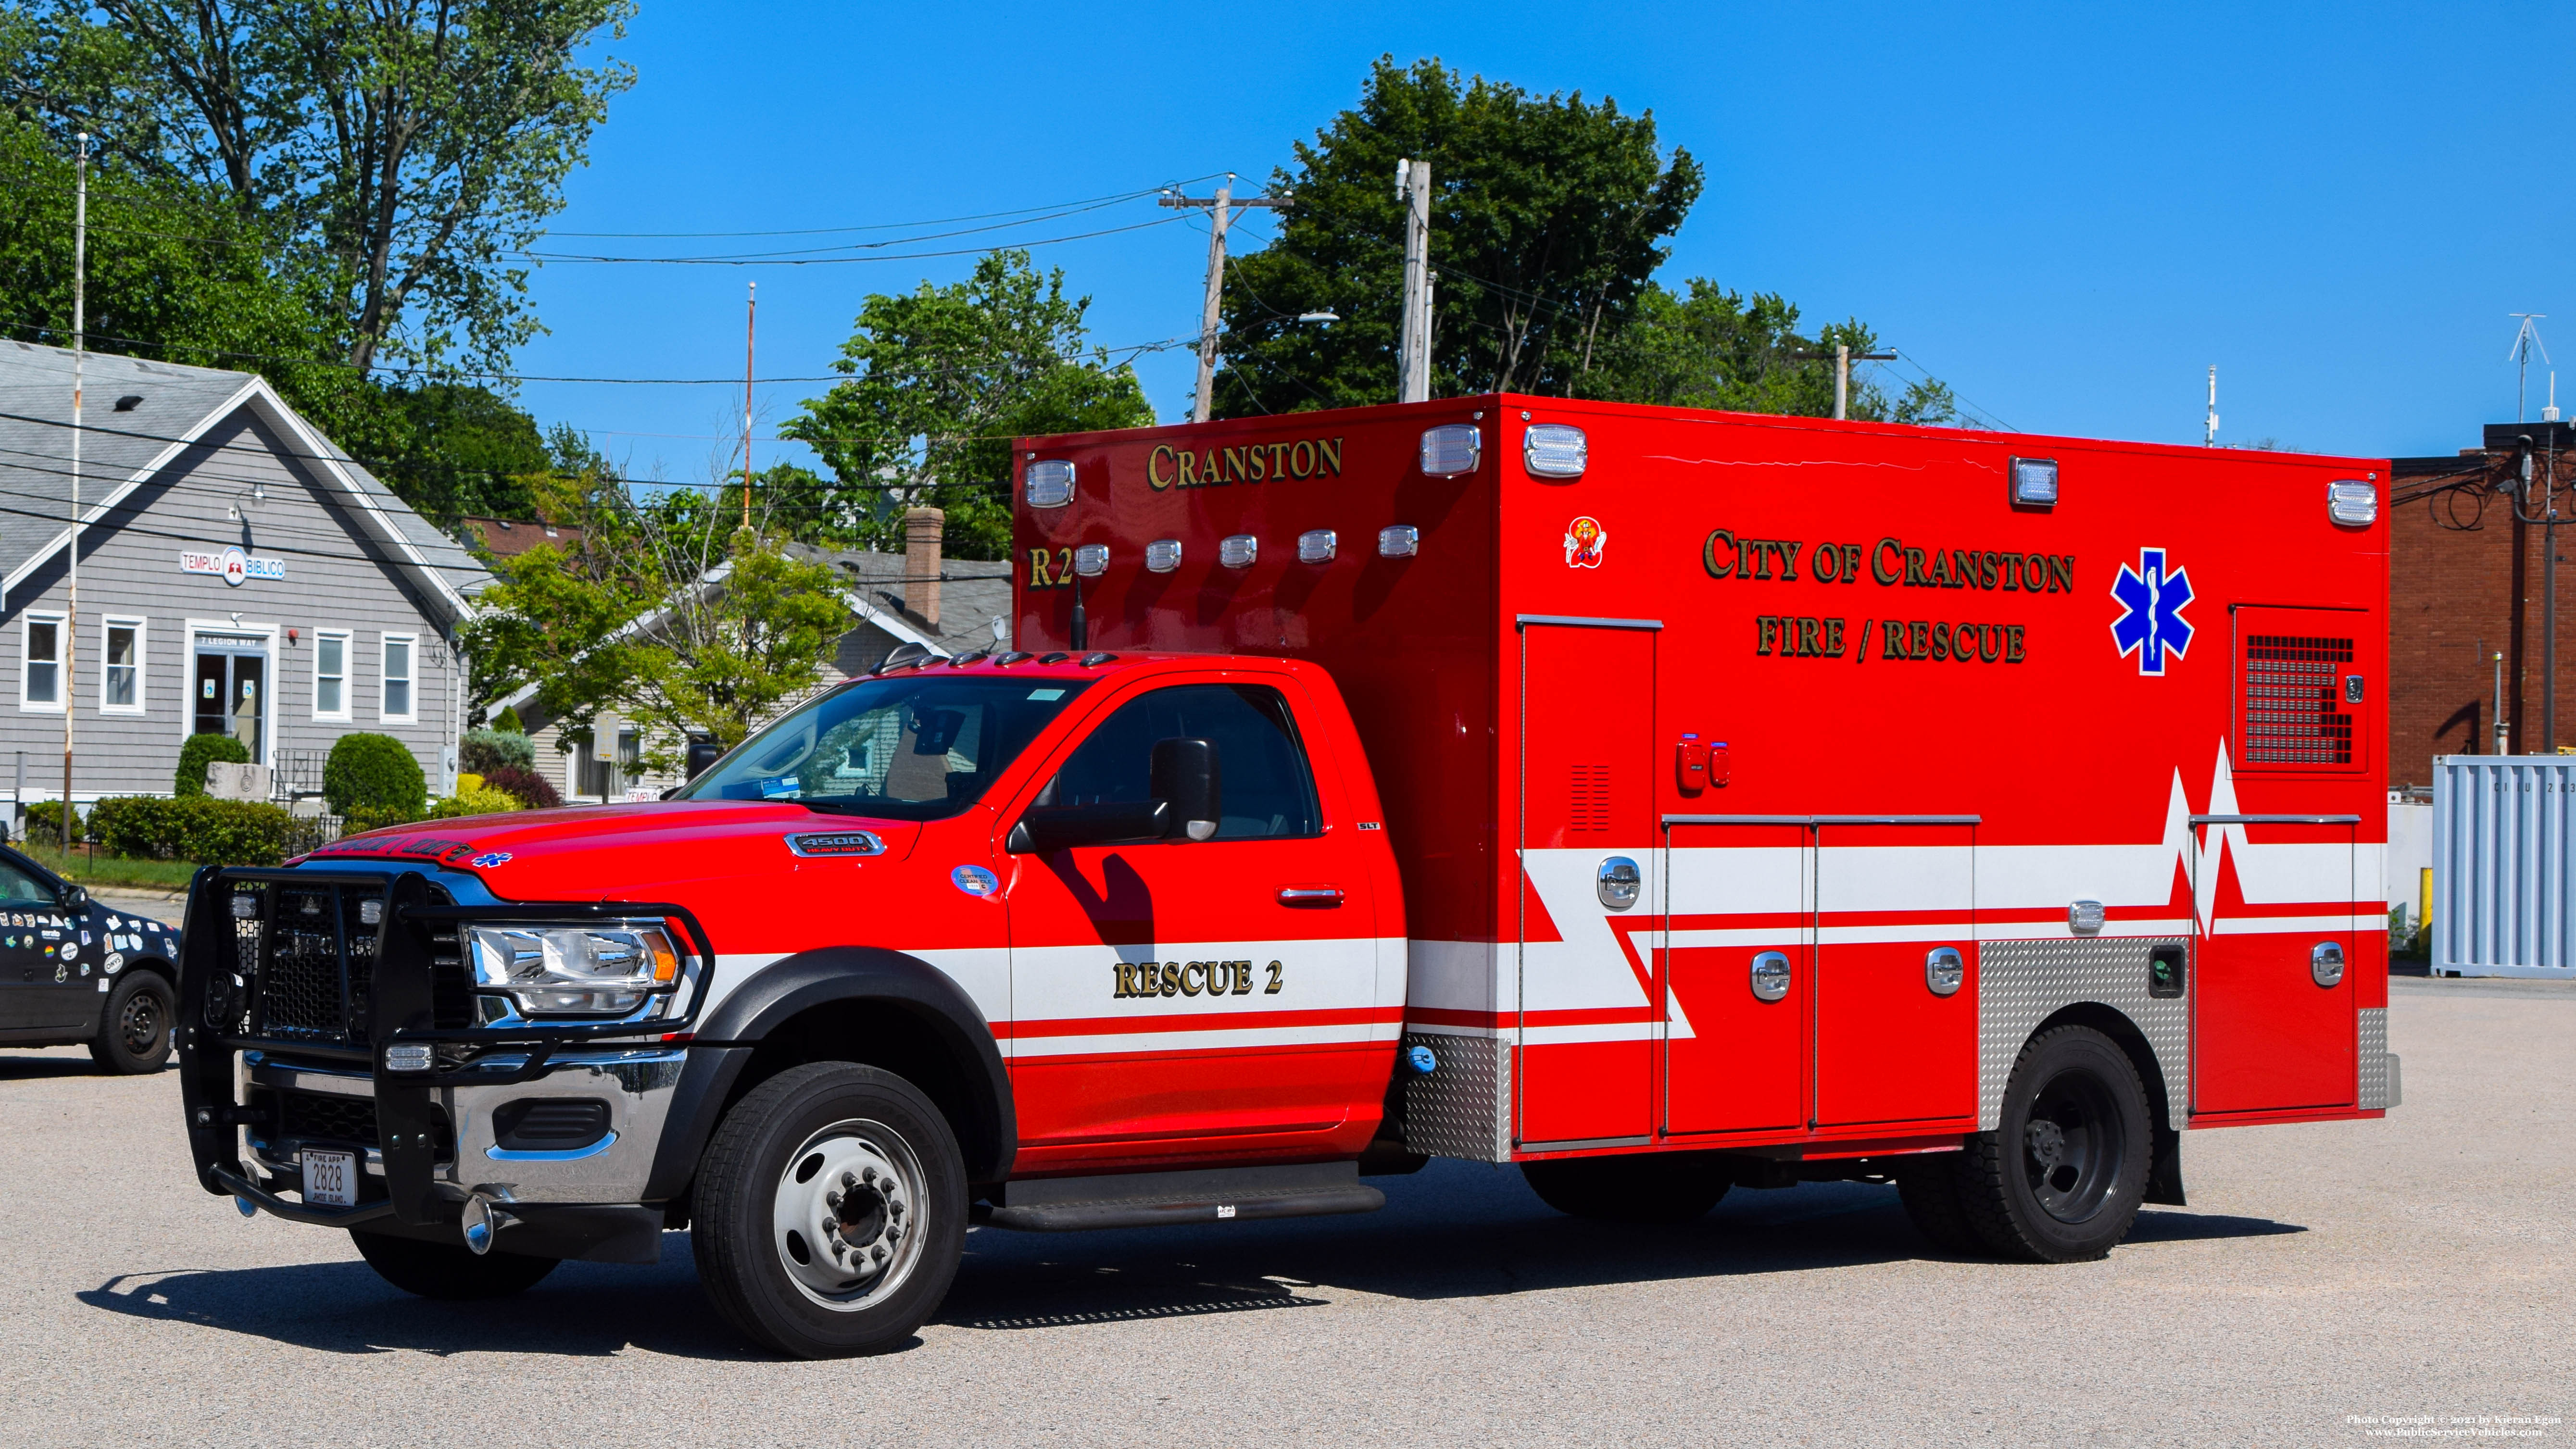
xmin=680 ymin=675 xmax=1093 ymax=820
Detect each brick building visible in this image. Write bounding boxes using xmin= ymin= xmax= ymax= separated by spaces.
xmin=2388 ymin=421 xmax=2576 ymax=787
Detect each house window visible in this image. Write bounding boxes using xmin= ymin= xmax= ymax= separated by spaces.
xmin=21 ymin=613 xmax=63 ymax=710
xmin=101 ymin=619 xmax=143 ymax=712
xmin=380 ymin=633 xmax=415 ymax=721
xmin=573 ymin=726 xmax=640 ymax=799
xmin=313 ymin=630 xmax=350 ymax=719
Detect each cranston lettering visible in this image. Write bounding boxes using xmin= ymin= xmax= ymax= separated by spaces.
xmin=1148 ymin=437 xmax=1344 ymax=491
xmin=1703 ymin=528 xmax=2074 ymax=594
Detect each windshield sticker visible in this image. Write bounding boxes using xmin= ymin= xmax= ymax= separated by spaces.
xmin=759 ymin=775 xmax=801 ymax=798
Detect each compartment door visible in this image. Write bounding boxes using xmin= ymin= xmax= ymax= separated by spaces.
xmin=2193 ymin=816 xmax=2358 ymax=1113
xmin=1516 ymin=621 xmax=1659 ymax=1146
xmin=1662 ymin=820 xmax=1810 ymax=1135
xmin=1813 ymin=820 xmax=1978 ymax=1127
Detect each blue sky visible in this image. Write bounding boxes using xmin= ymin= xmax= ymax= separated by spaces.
xmin=514 ymin=1 xmax=2576 ymax=486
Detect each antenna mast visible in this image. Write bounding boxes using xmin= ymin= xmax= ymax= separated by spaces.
xmin=2509 ymin=313 xmax=2550 ymax=424
xmin=2204 ymin=366 xmax=2218 ymax=447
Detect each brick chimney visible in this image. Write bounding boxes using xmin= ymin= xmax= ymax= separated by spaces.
xmin=903 ymin=506 xmax=943 ymax=626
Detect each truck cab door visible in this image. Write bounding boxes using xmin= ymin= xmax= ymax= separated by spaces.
xmin=1002 ymin=678 xmax=1386 ymax=1170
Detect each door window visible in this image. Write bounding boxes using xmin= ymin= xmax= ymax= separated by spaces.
xmin=0 ymin=858 xmax=52 ymax=904
xmin=1045 ymin=684 xmax=1320 ymax=839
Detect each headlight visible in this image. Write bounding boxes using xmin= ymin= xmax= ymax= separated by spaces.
xmin=466 ymin=922 xmax=683 ymax=1018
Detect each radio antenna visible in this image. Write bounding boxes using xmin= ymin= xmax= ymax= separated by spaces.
xmin=2509 ymin=313 xmax=2550 ymax=423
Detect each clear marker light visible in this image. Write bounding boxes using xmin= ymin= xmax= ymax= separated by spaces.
xmin=2327 ymin=479 xmax=2378 ymax=526
xmin=1024 ymin=460 xmax=1075 ymax=508
xmin=1522 ymin=424 xmax=1587 ymax=478
xmin=2010 ymin=457 xmax=2059 ymax=507
xmin=1420 ymin=424 xmax=1480 ymax=477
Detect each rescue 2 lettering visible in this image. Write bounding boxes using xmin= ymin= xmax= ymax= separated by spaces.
xmin=1703 ymin=529 xmax=2075 ymax=592
xmin=1147 ymin=437 xmax=1344 ymax=491
xmin=1113 ymin=960 xmax=1284 ymax=999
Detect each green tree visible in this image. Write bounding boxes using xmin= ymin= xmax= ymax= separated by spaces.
xmin=780 ymin=249 xmax=1156 ymax=560
xmin=3 ymin=0 xmax=635 ymax=378
xmin=462 ymin=471 xmax=859 ymax=769
xmin=1582 ymin=280 xmax=1958 ymax=424
xmin=1217 ymin=56 xmax=1702 ymax=414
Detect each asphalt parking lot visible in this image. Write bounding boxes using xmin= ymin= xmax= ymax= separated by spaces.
xmin=1 ymin=974 xmax=2566 ymax=1448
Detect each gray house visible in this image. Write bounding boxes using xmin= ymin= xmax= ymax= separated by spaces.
xmin=0 ymin=343 xmax=487 ymax=821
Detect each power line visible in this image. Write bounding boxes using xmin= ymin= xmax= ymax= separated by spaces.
xmin=520 ymin=214 xmax=1193 ymax=265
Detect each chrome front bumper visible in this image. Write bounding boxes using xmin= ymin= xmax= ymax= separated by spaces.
xmin=246 ymin=1046 xmax=688 ymax=1205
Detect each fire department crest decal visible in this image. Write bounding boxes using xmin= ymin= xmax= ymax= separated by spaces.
xmin=1563 ymin=516 xmax=1608 ymax=568
xmin=2110 ymin=547 xmax=2195 ymax=676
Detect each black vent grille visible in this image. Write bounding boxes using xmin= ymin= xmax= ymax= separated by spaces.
xmin=2243 ymin=634 xmax=2355 ymax=766
xmin=231 ymin=878 xmax=465 ymax=1046
xmin=266 ymin=1088 xmax=453 ymax=1156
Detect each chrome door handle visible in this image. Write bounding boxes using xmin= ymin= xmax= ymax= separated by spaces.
xmin=1277 ymin=886 xmax=1344 ymax=906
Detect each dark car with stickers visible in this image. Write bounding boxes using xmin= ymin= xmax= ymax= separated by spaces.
xmin=0 ymin=844 xmax=182 ymax=1072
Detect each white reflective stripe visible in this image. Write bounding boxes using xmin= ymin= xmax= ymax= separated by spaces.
xmin=1010 ymin=1020 xmax=1401 ymax=1058
xmin=2213 ymin=914 xmax=2362 ymax=935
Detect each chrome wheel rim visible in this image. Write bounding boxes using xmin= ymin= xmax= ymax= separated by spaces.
xmin=771 ymin=1118 xmax=925 ymax=1312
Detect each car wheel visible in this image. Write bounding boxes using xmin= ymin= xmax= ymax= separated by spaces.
xmin=88 ymin=972 xmax=174 ymax=1074
xmin=1520 ymin=1152 xmax=1733 ymax=1224
xmin=1954 ymin=1025 xmax=2152 ymax=1262
xmin=1894 ymin=1153 xmax=1985 ymax=1253
xmin=691 ymin=1062 xmax=967 ymax=1359
xmin=351 ymin=1231 xmax=560 ymax=1299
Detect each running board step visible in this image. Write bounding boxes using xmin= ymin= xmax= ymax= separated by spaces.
xmin=986 ymin=1162 xmax=1383 ymax=1233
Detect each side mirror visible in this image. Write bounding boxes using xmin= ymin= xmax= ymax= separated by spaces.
xmin=1007 ymin=799 xmax=1171 ymax=854
xmin=1150 ymin=737 xmax=1222 ymax=841
xmin=685 ymin=736 xmax=724 ymax=781
xmin=60 ymin=885 xmax=89 ymax=914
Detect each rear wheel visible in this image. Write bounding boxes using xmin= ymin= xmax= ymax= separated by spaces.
xmin=1954 ymin=1025 xmax=2151 ymax=1262
xmin=1894 ymin=1155 xmax=1984 ymax=1254
xmin=350 ymin=1231 xmax=559 ymax=1299
xmin=691 ymin=1062 xmax=966 ymax=1359
xmin=88 ymin=972 xmax=174 ymax=1074
xmin=1521 ymin=1152 xmax=1733 ymax=1224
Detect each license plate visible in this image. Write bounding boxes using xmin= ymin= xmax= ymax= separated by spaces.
xmin=302 ymin=1149 xmax=358 ymax=1208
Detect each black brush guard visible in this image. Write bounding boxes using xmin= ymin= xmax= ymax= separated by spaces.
xmin=178 ymin=865 xmax=714 ymax=1228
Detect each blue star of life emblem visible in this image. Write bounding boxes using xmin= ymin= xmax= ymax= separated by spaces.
xmin=2110 ymin=547 xmax=2194 ymax=676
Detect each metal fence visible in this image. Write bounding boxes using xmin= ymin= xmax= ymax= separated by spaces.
xmin=2430 ymin=755 xmax=2576 ymax=979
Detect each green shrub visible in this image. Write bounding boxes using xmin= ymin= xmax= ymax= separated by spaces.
xmin=88 ymin=795 xmax=289 ymax=865
xmin=482 ymin=763 xmax=563 ymax=810
xmin=492 ymin=705 xmax=525 ymax=734
xmin=22 ymin=800 xmax=82 ymax=846
xmin=324 ymin=732 xmax=427 ymax=820
xmin=343 ymin=803 xmax=420 ymax=834
xmin=428 ymin=783 xmax=525 ymax=819
xmin=459 ymin=727 xmax=535 ymax=774
xmin=175 ymin=733 xmax=251 ymax=798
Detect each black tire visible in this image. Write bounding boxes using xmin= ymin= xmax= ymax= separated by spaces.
xmin=1954 ymin=1025 xmax=2151 ymax=1262
xmin=351 ymin=1231 xmax=560 ymax=1299
xmin=691 ymin=1062 xmax=967 ymax=1359
xmin=88 ymin=971 xmax=174 ymax=1074
xmin=1521 ymin=1152 xmax=1733 ymax=1224
xmin=1894 ymin=1155 xmax=1985 ymax=1254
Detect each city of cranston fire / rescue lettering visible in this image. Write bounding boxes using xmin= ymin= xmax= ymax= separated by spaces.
xmin=1112 ymin=959 xmax=1286 ymax=999
xmin=1701 ymin=527 xmax=2075 ymax=665
xmin=1146 ymin=434 xmax=1345 ymax=490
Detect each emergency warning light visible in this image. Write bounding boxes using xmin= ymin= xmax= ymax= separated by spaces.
xmin=1024 ymin=459 xmax=1075 ymax=508
xmin=2009 ymin=456 xmax=2059 ymax=508
xmin=1420 ymin=424 xmax=1480 ymax=477
xmin=1145 ymin=538 xmax=1182 ymax=573
xmin=1073 ymin=544 xmax=1109 ymax=577
xmin=1298 ymin=529 xmax=1337 ymax=563
xmin=2327 ymin=479 xmax=2378 ymax=527
xmin=1377 ymin=525 xmax=1420 ymax=558
xmin=1523 ymin=424 xmax=1588 ymax=478
xmin=1219 ymin=535 xmax=1258 ymax=568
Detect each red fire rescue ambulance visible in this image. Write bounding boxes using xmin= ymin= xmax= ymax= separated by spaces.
xmin=178 ymin=396 xmax=2394 ymax=1359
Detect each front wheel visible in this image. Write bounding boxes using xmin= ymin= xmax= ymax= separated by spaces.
xmin=691 ymin=1062 xmax=967 ymax=1359
xmin=88 ymin=972 xmax=174 ymax=1074
xmin=1521 ymin=1152 xmax=1732 ymax=1224
xmin=1953 ymin=1024 xmax=2152 ymax=1262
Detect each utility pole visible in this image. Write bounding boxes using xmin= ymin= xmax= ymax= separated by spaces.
xmin=1831 ymin=344 xmax=1897 ymax=420
xmin=741 ymin=280 xmax=756 ymax=530
xmin=1395 ymin=158 xmax=1433 ymax=404
xmin=1160 ymin=176 xmax=1281 ymax=424
xmin=63 ymin=133 xmax=86 ymax=861
xmin=2508 ymin=431 xmax=2562 ymax=754
xmin=2205 ymin=366 xmax=2219 ymax=446
xmin=2494 ymin=651 xmax=2509 ymax=755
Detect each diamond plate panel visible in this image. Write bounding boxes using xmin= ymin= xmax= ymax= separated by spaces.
xmin=1978 ymin=938 xmax=2189 ymax=1131
xmin=2358 ymin=1007 xmax=2390 ymax=1110
xmin=1397 ymin=1031 xmax=1512 ymax=1162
